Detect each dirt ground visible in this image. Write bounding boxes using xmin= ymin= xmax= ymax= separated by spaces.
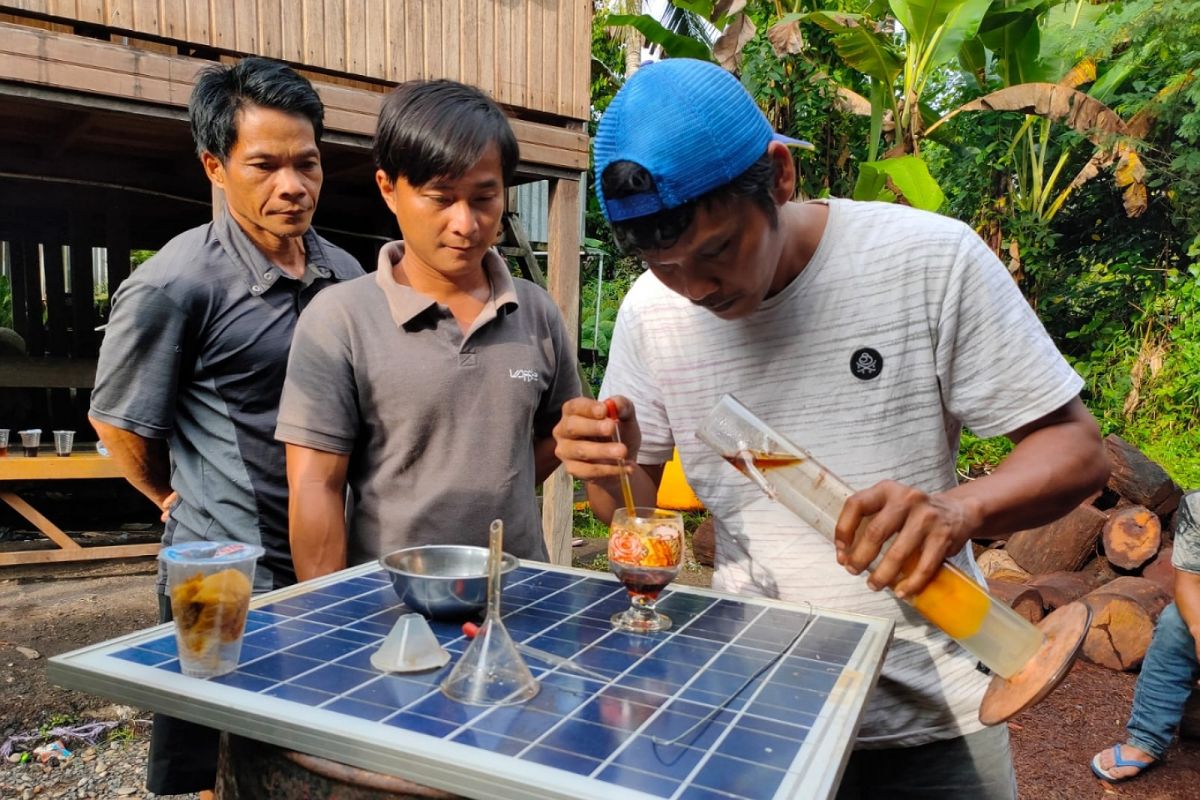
xmin=2 ymin=555 xmax=1199 ymax=799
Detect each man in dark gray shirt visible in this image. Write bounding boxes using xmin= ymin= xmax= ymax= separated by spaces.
xmin=89 ymin=57 xmax=362 ymax=798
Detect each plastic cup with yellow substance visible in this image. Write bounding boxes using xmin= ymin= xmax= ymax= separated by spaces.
xmin=160 ymin=541 xmax=263 ymax=678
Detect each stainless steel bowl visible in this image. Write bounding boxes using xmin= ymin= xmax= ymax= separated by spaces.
xmin=379 ymin=545 xmax=519 ymax=619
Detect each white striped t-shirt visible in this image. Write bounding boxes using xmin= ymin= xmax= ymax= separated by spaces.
xmin=601 ymin=198 xmax=1084 ymax=747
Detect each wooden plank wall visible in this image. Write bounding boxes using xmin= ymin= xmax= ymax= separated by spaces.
xmin=1 ymin=0 xmax=591 ymax=120
xmin=0 ymin=197 xmax=123 ymax=432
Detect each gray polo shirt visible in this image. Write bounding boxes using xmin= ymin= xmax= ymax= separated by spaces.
xmin=91 ymin=213 xmax=364 ymax=592
xmin=276 ymin=242 xmax=580 ymax=564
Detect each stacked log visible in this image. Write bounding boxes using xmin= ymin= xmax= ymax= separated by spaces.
xmin=979 ymin=434 xmax=1191 ymax=672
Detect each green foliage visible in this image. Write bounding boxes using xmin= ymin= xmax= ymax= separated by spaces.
xmin=852 ymin=155 xmax=945 ymax=209
xmin=0 ymin=274 xmax=12 ymax=329
xmin=956 ymin=430 xmax=1014 ymax=477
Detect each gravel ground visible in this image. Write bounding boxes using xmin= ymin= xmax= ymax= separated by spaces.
xmin=1 ymin=735 xmax=197 ymax=800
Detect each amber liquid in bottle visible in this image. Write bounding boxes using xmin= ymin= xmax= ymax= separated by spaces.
xmin=726 ymin=451 xmax=1041 ymax=678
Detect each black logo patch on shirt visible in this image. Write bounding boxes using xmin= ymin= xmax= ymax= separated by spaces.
xmin=850 ymin=347 xmax=883 ymax=380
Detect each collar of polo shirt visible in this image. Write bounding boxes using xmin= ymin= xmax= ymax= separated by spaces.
xmin=374 ymin=241 xmax=520 ymax=328
xmin=214 ymin=211 xmax=358 ymax=295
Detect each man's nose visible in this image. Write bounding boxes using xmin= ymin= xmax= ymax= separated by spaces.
xmin=680 ymin=272 xmax=718 ymax=302
xmin=449 ymin=201 xmax=479 ymax=237
xmin=277 ymin=167 xmax=307 ymax=199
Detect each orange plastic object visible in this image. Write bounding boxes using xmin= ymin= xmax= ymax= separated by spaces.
xmin=657 ymin=449 xmax=704 ymax=512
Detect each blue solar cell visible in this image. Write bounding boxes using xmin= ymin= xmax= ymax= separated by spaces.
xmin=522 ymin=682 xmax=591 ymax=718
xmin=111 ymin=647 xmax=171 ymax=667
xmin=283 ymin=636 xmax=366 ymax=662
xmin=538 ymin=718 xmax=626 ymax=761
xmin=323 ymin=697 xmax=395 ymax=721
xmin=139 ymin=636 xmax=178 ymax=656
xmin=348 ymin=676 xmax=433 ymax=709
xmin=407 ymin=692 xmax=489 ymax=725
xmin=749 ymin=683 xmax=828 ymax=717
xmin=608 ymin=735 xmax=708 ymax=778
xmin=641 ymin=709 xmax=729 ymax=751
xmin=520 ymin=745 xmax=601 ymax=776
xmin=345 ymin=618 xmax=394 ymax=636
xmin=323 ymin=626 xmax=380 ymax=646
xmin=450 ymin=728 xmax=527 ymax=756
xmin=209 ymin=671 xmax=274 ymax=693
xmin=289 ymin=663 xmax=374 ymax=694
xmin=625 ymin=657 xmax=698 ymax=688
xmin=239 ymin=652 xmax=324 ymax=681
xmin=693 ymin=754 xmax=787 ymax=797
xmin=572 ymin=695 xmax=656 ymax=731
xmin=677 ymin=786 xmax=744 ymax=800
xmin=384 ymin=712 xmax=457 ymax=738
xmin=263 ymin=683 xmax=333 ymax=706
xmin=652 ymin=635 xmax=722 ymax=665
xmin=471 ymin=706 xmax=561 ymax=741
xmin=596 ymin=763 xmax=678 ymax=798
xmin=332 ymin=647 xmax=379 ymax=672
xmin=714 ymin=727 xmax=804 ymax=771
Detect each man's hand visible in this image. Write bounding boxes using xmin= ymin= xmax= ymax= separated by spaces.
xmin=552 ymin=396 xmax=641 ymax=482
xmin=552 ymin=396 xmax=662 ymax=524
xmin=835 ymin=481 xmax=984 ymax=599
xmin=159 ymin=491 xmax=178 ymax=523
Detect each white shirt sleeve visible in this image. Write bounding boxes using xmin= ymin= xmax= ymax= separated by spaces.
xmin=935 ymin=226 xmax=1084 ymax=438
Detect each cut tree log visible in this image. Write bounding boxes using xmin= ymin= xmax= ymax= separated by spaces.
xmin=1079 ymin=576 xmax=1171 ymax=671
xmin=1079 ymin=555 xmax=1119 ymax=589
xmin=1030 ymin=571 xmax=1096 ymax=610
xmin=1104 ymin=434 xmax=1183 ymax=518
xmin=691 ymin=518 xmax=715 ymax=567
xmin=976 ymin=548 xmax=1032 ymax=583
xmin=986 ymin=579 xmax=1044 ymax=624
xmin=1142 ymin=545 xmax=1176 ymax=598
xmin=1006 ymin=504 xmax=1107 ymax=574
xmin=1102 ymin=505 xmax=1162 ymax=570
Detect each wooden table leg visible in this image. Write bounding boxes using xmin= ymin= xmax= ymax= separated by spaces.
xmin=0 ymin=490 xmax=83 ymax=550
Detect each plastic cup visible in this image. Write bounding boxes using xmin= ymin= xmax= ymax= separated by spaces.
xmin=159 ymin=542 xmax=264 ymax=678
xmin=0 ymin=429 xmax=9 ymax=457
xmin=18 ymin=429 xmax=41 ymax=457
xmin=53 ymin=430 xmax=75 ymax=457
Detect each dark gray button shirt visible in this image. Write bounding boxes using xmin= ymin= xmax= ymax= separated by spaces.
xmin=276 ymin=242 xmax=581 ymax=565
xmin=91 ymin=213 xmax=364 ymax=592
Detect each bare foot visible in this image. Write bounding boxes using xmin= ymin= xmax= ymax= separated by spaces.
xmin=1093 ymin=743 xmax=1155 ymax=780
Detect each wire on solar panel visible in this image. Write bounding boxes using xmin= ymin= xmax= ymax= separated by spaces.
xmin=650 ymin=601 xmax=816 ymax=749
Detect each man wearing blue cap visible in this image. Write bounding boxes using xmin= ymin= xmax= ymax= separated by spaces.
xmin=553 ymin=58 xmax=1108 ymax=797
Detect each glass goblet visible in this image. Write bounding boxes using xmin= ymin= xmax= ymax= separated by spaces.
xmin=608 ymin=507 xmax=685 ymax=632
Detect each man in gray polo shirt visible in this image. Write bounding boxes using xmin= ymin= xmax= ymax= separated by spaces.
xmin=89 ymin=58 xmax=362 ymax=798
xmin=277 ymin=80 xmax=579 ymax=579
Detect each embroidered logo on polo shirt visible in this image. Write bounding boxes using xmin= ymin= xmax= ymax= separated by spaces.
xmin=510 ymin=369 xmax=539 ymax=383
xmin=850 ymin=348 xmax=883 ymax=380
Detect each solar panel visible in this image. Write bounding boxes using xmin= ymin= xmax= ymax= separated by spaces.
xmin=49 ymin=562 xmax=892 ymax=800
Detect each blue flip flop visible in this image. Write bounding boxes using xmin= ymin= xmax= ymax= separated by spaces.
xmin=1091 ymin=744 xmax=1155 ymax=782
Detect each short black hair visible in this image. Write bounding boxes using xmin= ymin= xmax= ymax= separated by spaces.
xmin=374 ymin=80 xmax=519 ymax=187
xmin=188 ymin=57 xmax=324 ymax=161
xmin=601 ymin=152 xmax=778 ymax=255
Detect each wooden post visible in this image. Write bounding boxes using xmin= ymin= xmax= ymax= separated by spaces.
xmin=541 ymin=174 xmax=581 ymax=566
xmin=104 ymin=193 xmax=131 ymax=301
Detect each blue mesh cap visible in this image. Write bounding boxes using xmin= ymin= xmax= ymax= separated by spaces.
xmin=594 ymin=58 xmax=812 ymax=223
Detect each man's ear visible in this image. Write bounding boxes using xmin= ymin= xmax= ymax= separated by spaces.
xmin=766 ymin=141 xmax=797 ymax=205
xmin=375 ymin=169 xmax=399 ymax=216
xmin=200 ymin=151 xmax=226 ymax=189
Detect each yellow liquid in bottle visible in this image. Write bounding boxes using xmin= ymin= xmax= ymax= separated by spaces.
xmin=902 ymin=552 xmax=990 ymax=640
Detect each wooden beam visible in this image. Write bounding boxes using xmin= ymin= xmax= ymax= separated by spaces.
xmin=541 ymin=174 xmax=582 ymax=567
xmin=0 ymin=356 xmax=97 ymax=388
xmin=0 ymin=490 xmax=83 ymax=549
xmin=0 ymin=21 xmax=589 ymax=171
xmin=0 ymin=542 xmax=160 ymax=566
